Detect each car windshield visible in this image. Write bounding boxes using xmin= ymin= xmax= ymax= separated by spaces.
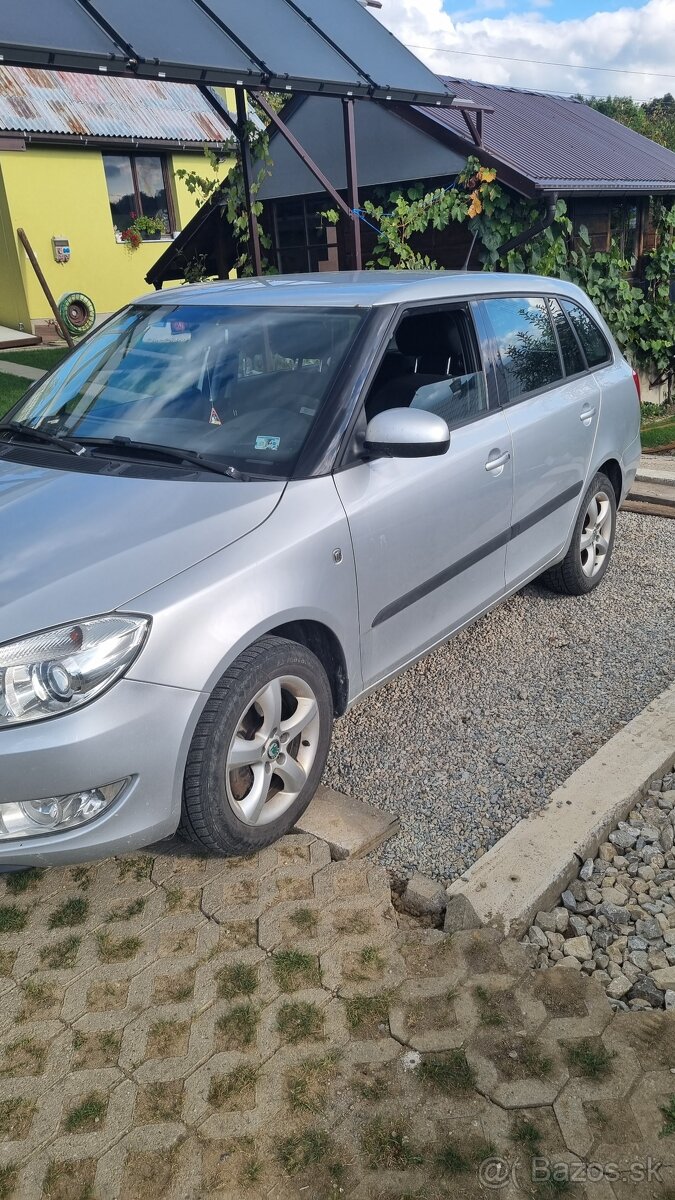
xmin=11 ymin=303 xmax=366 ymax=478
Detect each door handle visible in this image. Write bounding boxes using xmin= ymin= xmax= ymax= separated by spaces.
xmin=485 ymin=450 xmax=510 ymax=472
xmin=580 ymin=406 xmax=596 ymax=424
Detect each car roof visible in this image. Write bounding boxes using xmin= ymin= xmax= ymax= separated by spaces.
xmin=137 ymin=271 xmax=592 ymax=310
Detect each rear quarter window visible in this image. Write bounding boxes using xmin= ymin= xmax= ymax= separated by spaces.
xmin=561 ymin=301 xmax=612 ymax=368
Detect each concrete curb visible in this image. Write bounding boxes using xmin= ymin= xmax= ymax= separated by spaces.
xmin=447 ymin=681 xmax=675 ymax=938
xmin=0 ymin=360 xmax=45 ymax=381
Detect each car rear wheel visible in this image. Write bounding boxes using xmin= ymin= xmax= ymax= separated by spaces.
xmin=179 ymin=636 xmax=333 ymax=855
xmin=540 ymin=471 xmax=617 ymax=596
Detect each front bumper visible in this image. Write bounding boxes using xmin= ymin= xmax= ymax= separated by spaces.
xmin=0 ymin=678 xmax=204 ymax=865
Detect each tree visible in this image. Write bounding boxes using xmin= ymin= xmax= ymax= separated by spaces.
xmin=581 ymin=94 xmax=675 ymax=152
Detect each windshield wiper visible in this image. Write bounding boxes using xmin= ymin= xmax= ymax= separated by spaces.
xmin=0 ymin=421 xmax=84 ymax=456
xmin=78 ymin=436 xmax=246 ymax=480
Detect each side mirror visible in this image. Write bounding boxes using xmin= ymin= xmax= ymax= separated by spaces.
xmin=364 ymin=407 xmax=450 ymax=459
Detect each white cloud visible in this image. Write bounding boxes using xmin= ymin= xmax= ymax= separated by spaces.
xmin=374 ymin=0 xmax=675 ymax=101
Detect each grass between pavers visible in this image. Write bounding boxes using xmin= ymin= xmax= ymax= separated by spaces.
xmin=0 ymin=348 xmax=68 ymax=371
xmin=39 ymin=936 xmax=81 ymax=970
xmin=216 ymin=1004 xmax=259 ymax=1049
xmin=272 ymin=949 xmax=321 ymax=992
xmin=48 ymin=896 xmax=89 ymax=930
xmin=5 ymin=868 xmax=44 ymax=895
xmin=63 ymin=1091 xmax=107 ymax=1133
xmin=286 ymin=1053 xmax=339 ymax=1113
xmin=0 ymin=1164 xmax=17 ymax=1200
xmin=362 ymin=1115 xmax=424 ymax=1169
xmin=566 ymin=1038 xmax=615 ymax=1080
xmin=276 ymin=1000 xmax=323 ymax=1044
xmin=660 ymin=1095 xmax=675 ymax=1137
xmin=208 ymin=1064 xmax=258 ymax=1107
xmin=216 ymin=962 xmax=258 ymax=1000
xmin=0 ymin=905 xmax=28 ymax=933
xmin=418 ymin=1050 xmax=476 ymax=1092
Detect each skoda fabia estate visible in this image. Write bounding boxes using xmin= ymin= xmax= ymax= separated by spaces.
xmin=0 ymin=272 xmax=641 ymax=864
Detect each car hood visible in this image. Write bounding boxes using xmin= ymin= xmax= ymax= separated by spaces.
xmin=0 ymin=457 xmax=284 ymax=643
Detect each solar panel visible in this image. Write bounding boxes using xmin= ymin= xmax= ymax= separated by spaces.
xmin=0 ymin=0 xmax=453 ymax=104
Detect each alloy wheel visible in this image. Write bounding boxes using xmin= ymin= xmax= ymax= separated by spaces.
xmin=225 ymin=674 xmax=320 ymax=827
xmin=579 ymin=489 xmax=612 ymax=578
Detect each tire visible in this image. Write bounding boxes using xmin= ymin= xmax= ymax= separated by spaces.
xmin=179 ymin=636 xmax=333 ymax=855
xmin=58 ymin=292 xmax=96 ymax=336
xmin=540 ymin=471 xmax=617 ymax=596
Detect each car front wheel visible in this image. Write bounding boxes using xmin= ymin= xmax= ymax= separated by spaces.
xmin=180 ymin=636 xmax=333 ymax=855
xmin=540 ymin=471 xmax=617 ymax=596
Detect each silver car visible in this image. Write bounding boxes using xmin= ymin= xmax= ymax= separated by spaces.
xmin=0 ymin=272 xmax=641 ymax=865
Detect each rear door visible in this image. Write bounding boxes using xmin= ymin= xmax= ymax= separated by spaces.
xmin=480 ymin=294 xmax=600 ymax=587
xmin=334 ymin=303 xmax=513 ymax=689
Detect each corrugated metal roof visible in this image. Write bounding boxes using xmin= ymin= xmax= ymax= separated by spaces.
xmin=421 ymin=79 xmax=675 ymax=193
xmin=0 ymin=65 xmax=233 ymax=143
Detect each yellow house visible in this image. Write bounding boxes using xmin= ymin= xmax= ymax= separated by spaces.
xmin=0 ymin=67 xmax=233 ymax=336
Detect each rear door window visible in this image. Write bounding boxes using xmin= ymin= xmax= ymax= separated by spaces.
xmin=561 ymin=301 xmax=612 ymax=367
xmin=548 ymin=298 xmax=585 ymax=376
xmin=483 ymin=296 xmax=563 ymax=403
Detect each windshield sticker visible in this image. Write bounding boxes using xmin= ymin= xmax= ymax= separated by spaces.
xmin=255 ymin=435 xmax=280 ymax=451
xmin=209 ymin=406 xmax=222 ymax=426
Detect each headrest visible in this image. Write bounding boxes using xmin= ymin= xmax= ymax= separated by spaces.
xmin=268 ymin=318 xmax=331 ymax=362
xmin=395 ymin=313 xmax=459 ymax=358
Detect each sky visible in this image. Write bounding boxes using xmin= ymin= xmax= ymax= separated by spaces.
xmin=374 ymin=0 xmax=675 ymax=102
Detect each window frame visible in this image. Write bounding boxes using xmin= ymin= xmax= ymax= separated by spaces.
xmin=103 ymin=152 xmax=177 ymax=238
xmin=479 ymin=292 xmax=614 ymax=409
xmin=559 ymin=298 xmax=613 ymax=372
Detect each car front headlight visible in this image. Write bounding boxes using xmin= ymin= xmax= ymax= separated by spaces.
xmin=0 ymin=615 xmax=149 ymax=727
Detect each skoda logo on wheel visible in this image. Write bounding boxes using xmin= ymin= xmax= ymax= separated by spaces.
xmin=267 ymin=739 xmax=281 ymax=761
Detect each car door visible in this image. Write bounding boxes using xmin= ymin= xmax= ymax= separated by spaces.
xmin=479 ymin=294 xmax=600 ymax=588
xmin=333 ymin=303 xmax=513 ymax=689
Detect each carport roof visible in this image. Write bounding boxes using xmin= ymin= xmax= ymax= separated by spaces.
xmin=0 ymin=0 xmax=455 ymax=107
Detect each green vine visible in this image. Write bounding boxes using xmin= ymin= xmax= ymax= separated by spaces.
xmin=327 ymin=157 xmax=675 ymax=384
xmin=175 ymin=97 xmax=278 ymax=278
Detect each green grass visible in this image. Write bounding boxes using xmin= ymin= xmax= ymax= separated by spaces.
xmin=48 ymin=896 xmax=89 ymax=929
xmin=39 ymin=936 xmax=81 ymax=970
xmin=641 ymin=413 xmax=675 ymax=448
xmin=95 ymin=932 xmax=141 ymax=962
xmin=216 ymin=1004 xmax=259 ymax=1048
xmin=0 ymin=373 xmax=28 ymax=420
xmin=272 ymin=949 xmax=320 ymax=992
xmin=362 ymin=1117 xmax=423 ymax=1170
xmin=474 ymin=985 xmax=506 ymax=1027
xmin=106 ymin=897 xmax=146 ymax=922
xmin=0 ymin=1163 xmax=17 ymax=1200
xmin=0 ymin=1097 xmax=33 ymax=1136
xmin=276 ymin=1000 xmax=322 ymax=1043
xmin=419 ymin=1050 xmax=476 ymax=1093
xmin=566 ymin=1039 xmax=614 ymax=1080
xmin=208 ymin=1064 xmax=258 ymax=1107
xmin=511 ymin=1117 xmax=542 ymax=1153
xmin=276 ymin=1128 xmax=333 ymax=1175
xmin=345 ymin=994 xmax=389 ymax=1030
xmin=660 ymin=1095 xmax=675 ymax=1137
xmin=0 ymin=348 xmax=68 ymax=370
xmin=63 ymin=1091 xmax=106 ymax=1133
xmin=5 ymin=868 xmax=44 ymax=895
xmin=288 ymin=907 xmax=319 ymax=935
xmin=216 ymin=962 xmax=258 ymax=1000
xmin=435 ymin=1138 xmax=495 ymax=1176
xmin=286 ymin=1053 xmax=339 ymax=1113
xmin=0 ymin=904 xmax=28 ymax=933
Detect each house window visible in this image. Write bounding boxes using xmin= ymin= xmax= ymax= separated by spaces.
xmin=103 ymin=154 xmax=174 ymax=237
xmin=269 ymin=197 xmax=337 ymax=274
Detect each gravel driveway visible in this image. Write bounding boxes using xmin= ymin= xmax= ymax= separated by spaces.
xmin=323 ymin=512 xmax=675 ymax=883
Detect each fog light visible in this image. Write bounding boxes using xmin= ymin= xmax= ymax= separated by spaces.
xmin=0 ymin=780 xmax=128 ymax=839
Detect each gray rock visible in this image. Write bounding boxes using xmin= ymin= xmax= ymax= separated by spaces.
xmin=568 ymin=879 xmax=587 ymax=902
xmin=628 ymin=951 xmax=650 ymax=971
xmin=535 ymin=910 xmax=557 ymax=933
xmin=402 ymin=873 xmax=448 ymax=919
xmin=561 ymin=890 xmax=577 ymax=912
xmin=527 ymin=924 xmax=549 ymax=949
xmin=627 ymin=935 xmax=648 ymax=951
xmin=597 ymin=903 xmax=630 ymax=927
xmin=665 ymin=990 xmax=675 ymax=1011
xmin=635 ymin=917 xmax=662 ymax=941
xmin=663 ymin=826 xmax=674 ymax=853
xmin=606 ymin=974 xmax=632 ymax=999
xmin=579 ymin=858 xmax=595 ymax=882
xmin=444 ymin=894 xmax=481 ymax=934
xmin=553 ymin=907 xmax=569 ymax=933
xmin=569 ymin=915 xmax=588 ymax=938
xmin=609 ymin=826 xmax=638 ymax=850
xmin=627 ymin=976 xmax=665 ymax=1008
xmin=564 ymin=935 xmax=592 ymax=961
